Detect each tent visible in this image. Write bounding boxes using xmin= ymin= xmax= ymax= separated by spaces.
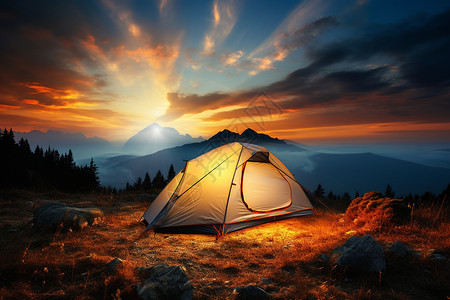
xmin=141 ymin=142 xmax=315 ymax=234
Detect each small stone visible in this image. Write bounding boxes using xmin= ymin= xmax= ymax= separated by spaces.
xmin=388 ymin=241 xmax=415 ymax=257
xmin=106 ymin=258 xmax=123 ymax=272
xmin=136 ymin=263 xmax=193 ymax=300
xmin=329 ymin=235 xmax=385 ymax=272
xmin=319 ymin=254 xmax=329 ymax=261
xmin=429 ymin=252 xmax=446 ymax=260
xmin=232 ymin=285 xmax=271 ymax=300
xmin=261 ymin=278 xmax=273 ymax=285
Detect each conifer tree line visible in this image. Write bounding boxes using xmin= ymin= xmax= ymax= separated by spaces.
xmin=125 ymin=164 xmax=175 ymax=192
xmin=313 ymin=182 xmax=450 ymax=210
xmin=0 ymin=129 xmax=99 ymax=192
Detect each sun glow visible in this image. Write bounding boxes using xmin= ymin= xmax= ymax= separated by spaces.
xmin=152 ymin=125 xmax=161 ymax=137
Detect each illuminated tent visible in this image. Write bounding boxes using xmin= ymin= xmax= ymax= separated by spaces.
xmin=141 ymin=142 xmax=315 ymax=234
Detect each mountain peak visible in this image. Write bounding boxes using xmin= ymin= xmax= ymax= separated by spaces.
xmin=142 ymin=123 xmax=164 ymax=131
xmin=242 ymin=128 xmax=257 ymax=135
xmin=123 ymin=124 xmax=204 ymax=155
xmin=208 ymin=128 xmax=285 ymax=145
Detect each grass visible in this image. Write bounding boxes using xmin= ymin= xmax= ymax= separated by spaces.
xmin=0 ymin=190 xmax=449 ymax=299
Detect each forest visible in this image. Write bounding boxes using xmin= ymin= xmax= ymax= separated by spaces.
xmin=0 ymin=129 xmax=99 ymax=192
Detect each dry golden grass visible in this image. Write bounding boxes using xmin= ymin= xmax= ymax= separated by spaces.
xmin=0 ymin=190 xmax=449 ymax=299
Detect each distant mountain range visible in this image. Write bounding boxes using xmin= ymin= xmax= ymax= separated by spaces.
xmin=12 ymin=126 xmax=450 ymax=195
xmin=122 ymin=123 xmax=204 ymax=155
xmin=13 ymin=123 xmax=205 ymax=160
xmin=14 ymin=130 xmax=112 ymax=160
xmin=97 ymin=128 xmax=450 ymax=195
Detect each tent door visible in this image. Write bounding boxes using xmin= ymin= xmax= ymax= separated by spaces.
xmin=241 ymin=161 xmax=292 ymax=213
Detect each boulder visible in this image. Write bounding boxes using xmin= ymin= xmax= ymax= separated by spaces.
xmin=330 ymin=235 xmax=385 ymax=272
xmin=427 ymin=250 xmax=446 ymax=261
xmin=33 ymin=202 xmax=103 ymax=231
xmin=232 ymin=285 xmax=271 ymax=300
xmin=345 ymin=192 xmax=409 ymax=231
xmin=260 ymin=278 xmax=273 ymax=285
xmin=136 ymin=263 xmax=193 ymax=300
xmin=388 ymin=241 xmax=415 ymax=258
xmin=319 ymin=254 xmax=329 ymax=261
xmin=105 ymin=258 xmax=123 ymax=272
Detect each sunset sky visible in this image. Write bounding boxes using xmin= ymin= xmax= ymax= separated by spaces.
xmin=1 ymin=0 xmax=449 ymax=144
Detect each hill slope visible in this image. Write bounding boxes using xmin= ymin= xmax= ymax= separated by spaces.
xmin=98 ymin=128 xmax=450 ymax=195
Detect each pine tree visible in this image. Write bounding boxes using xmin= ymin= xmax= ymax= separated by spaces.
xmin=89 ymin=158 xmax=100 ymax=190
xmin=143 ymin=172 xmax=152 ymax=190
xmin=167 ymin=164 xmax=175 ymax=182
xmin=439 ymin=183 xmax=450 ymax=200
xmin=385 ymin=184 xmax=395 ymax=198
xmin=342 ymin=192 xmax=351 ymax=203
xmin=152 ymin=170 xmax=166 ymax=189
xmin=314 ymin=184 xmax=325 ymax=198
xmin=327 ymin=190 xmax=335 ymax=201
xmin=67 ymin=150 xmax=75 ymax=168
xmin=134 ymin=177 xmax=143 ymax=190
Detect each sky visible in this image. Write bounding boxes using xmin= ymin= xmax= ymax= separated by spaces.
xmin=1 ymin=0 xmax=449 ymax=144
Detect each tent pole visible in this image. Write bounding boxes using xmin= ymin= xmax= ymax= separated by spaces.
xmin=221 ymin=145 xmax=244 ymax=237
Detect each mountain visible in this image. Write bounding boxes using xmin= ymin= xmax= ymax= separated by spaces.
xmin=122 ymin=123 xmax=204 ymax=155
xmin=100 ymin=127 xmax=301 ymax=187
xmin=291 ymin=152 xmax=450 ymax=196
xmin=98 ymin=128 xmax=450 ymax=195
xmin=14 ymin=130 xmax=112 ymax=160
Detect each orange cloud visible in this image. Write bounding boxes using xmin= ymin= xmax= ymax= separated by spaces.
xmin=0 ymin=104 xmax=20 ymax=110
xmin=221 ymin=50 xmax=244 ymax=66
xmin=213 ymin=1 xmax=220 ymax=27
xmin=202 ymin=0 xmax=236 ymax=55
xmin=159 ymin=0 xmax=169 ymax=15
xmin=248 ymin=57 xmax=275 ymax=75
xmin=23 ymin=83 xmax=82 ymax=100
xmin=247 ymin=0 xmax=336 ymax=75
xmin=126 ymin=45 xmax=179 ymax=69
xmin=128 ymin=24 xmax=141 ymax=37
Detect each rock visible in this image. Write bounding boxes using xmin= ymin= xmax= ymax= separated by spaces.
xmin=345 ymin=192 xmax=409 ymax=231
xmin=106 ymin=258 xmax=123 ymax=272
xmin=136 ymin=263 xmax=193 ymax=300
xmin=232 ymin=285 xmax=271 ymax=300
xmin=428 ymin=251 xmax=446 ymax=260
xmin=330 ymin=235 xmax=386 ymax=272
xmin=260 ymin=278 xmax=273 ymax=285
xmin=319 ymin=254 xmax=329 ymax=261
xmin=135 ymin=266 xmax=154 ymax=276
xmin=388 ymin=241 xmax=415 ymax=257
xmin=33 ymin=202 xmax=103 ymax=232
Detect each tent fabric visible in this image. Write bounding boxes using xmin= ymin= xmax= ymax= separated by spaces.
xmin=241 ymin=162 xmax=291 ymax=212
xmin=142 ymin=142 xmax=314 ymax=234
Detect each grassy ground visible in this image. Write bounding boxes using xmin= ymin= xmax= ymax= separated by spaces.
xmin=0 ymin=190 xmax=449 ymax=299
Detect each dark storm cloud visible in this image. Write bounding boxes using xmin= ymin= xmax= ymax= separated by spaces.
xmin=191 ymin=8 xmax=450 ymax=125
xmin=161 ymin=92 xmax=235 ymax=121
xmin=270 ymin=16 xmax=339 ymax=57
xmin=0 ymin=1 xmax=119 ymax=107
xmin=299 ymin=8 xmax=450 ymax=88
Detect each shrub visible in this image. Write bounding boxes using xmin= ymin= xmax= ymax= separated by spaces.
xmin=345 ymin=191 xmax=409 ymax=232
